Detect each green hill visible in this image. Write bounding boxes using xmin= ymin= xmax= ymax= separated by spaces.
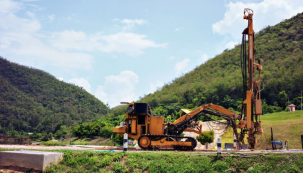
xmin=112 ymin=12 xmax=303 ymax=117
xmin=0 ymin=57 xmax=110 ymax=134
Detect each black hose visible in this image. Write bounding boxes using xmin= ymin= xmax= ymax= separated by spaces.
xmin=240 ymin=33 xmax=248 ymax=116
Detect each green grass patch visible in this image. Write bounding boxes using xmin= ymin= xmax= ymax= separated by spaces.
xmin=261 ymin=110 xmax=303 ymax=121
xmin=221 ymin=110 xmax=303 ymax=149
xmin=41 ymin=137 xmax=117 ymax=146
xmin=42 ymin=150 xmax=303 ymax=173
xmin=40 ymin=136 xmax=116 ymax=146
xmin=1 ymin=148 xmax=302 ymax=172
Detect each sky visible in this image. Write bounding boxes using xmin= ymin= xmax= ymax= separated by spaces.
xmin=1 ymin=0 xmax=303 ymax=108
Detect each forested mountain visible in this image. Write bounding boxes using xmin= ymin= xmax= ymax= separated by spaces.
xmin=0 ymin=57 xmax=109 ymax=134
xmin=113 ymin=12 xmax=303 ymax=118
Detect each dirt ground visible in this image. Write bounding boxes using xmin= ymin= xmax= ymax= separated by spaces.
xmin=0 ymin=144 xmax=121 ymax=151
xmin=0 ymin=166 xmax=41 ymax=173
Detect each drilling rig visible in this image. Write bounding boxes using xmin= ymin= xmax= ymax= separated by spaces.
xmin=113 ymin=8 xmax=263 ymax=150
xmin=239 ymin=8 xmax=263 ymax=149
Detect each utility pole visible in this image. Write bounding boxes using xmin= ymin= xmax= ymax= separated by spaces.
xmin=288 ymin=97 xmax=289 ymax=111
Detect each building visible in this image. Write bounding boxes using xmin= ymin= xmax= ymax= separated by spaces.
xmin=289 ymin=104 xmax=296 ymax=111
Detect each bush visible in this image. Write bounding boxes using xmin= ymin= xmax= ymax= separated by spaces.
xmin=30 ymin=133 xmax=42 ymax=141
xmin=54 ymin=125 xmax=69 ymax=139
xmin=100 ymin=126 xmax=113 ymax=138
xmin=72 ymin=120 xmax=114 ymax=138
xmin=196 ymin=130 xmax=214 ymax=145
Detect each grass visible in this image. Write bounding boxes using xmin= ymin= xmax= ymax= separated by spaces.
xmin=41 ymin=141 xmax=89 ymax=146
xmin=221 ymin=128 xmax=248 ymax=149
xmin=261 ymin=110 xmax=303 ymax=121
xmin=1 ymin=148 xmax=303 ymax=172
xmin=42 ymin=150 xmax=303 ymax=172
xmin=221 ymin=110 xmax=303 ymax=149
xmin=71 ymin=137 xmax=116 ymax=146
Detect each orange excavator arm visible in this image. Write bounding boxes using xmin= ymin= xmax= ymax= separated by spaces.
xmin=173 ymin=103 xmax=242 ymax=125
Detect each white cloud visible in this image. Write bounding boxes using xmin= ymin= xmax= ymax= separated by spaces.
xmin=68 ymin=78 xmax=91 ymax=93
xmin=212 ymin=0 xmax=303 ymax=40
xmin=0 ymin=1 xmax=165 ymax=71
xmin=1 ymin=30 xmax=94 ymax=69
xmin=121 ymin=19 xmax=147 ymax=25
xmin=26 ymin=11 xmax=35 ymax=18
xmin=149 ymin=80 xmax=164 ymax=93
xmin=0 ymin=10 xmax=40 ymax=33
xmin=0 ymin=0 xmax=22 ymax=14
xmin=49 ymin=31 xmax=167 ymax=56
xmin=65 ymin=13 xmax=76 ymax=21
xmin=57 ymin=77 xmax=64 ymax=81
xmin=174 ymin=28 xmax=183 ymax=32
xmin=199 ymin=53 xmax=209 ymax=64
xmin=225 ymin=41 xmax=238 ymax=50
xmin=48 ymin=14 xmax=54 ymax=21
xmin=95 ymin=70 xmax=139 ymax=107
xmin=112 ymin=18 xmax=119 ymax=22
xmin=175 ymin=58 xmax=190 ymax=74
xmin=113 ymin=18 xmax=148 ymax=31
xmin=169 ymin=56 xmax=175 ymax=60
xmin=22 ymin=0 xmax=41 ymax=1
xmin=120 ymin=19 xmax=147 ymax=31
xmin=0 ymin=0 xmax=93 ymax=70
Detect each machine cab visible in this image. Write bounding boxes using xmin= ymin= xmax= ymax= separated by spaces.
xmin=126 ymin=103 xmax=149 ymax=135
xmin=113 ymin=102 xmax=164 ymax=140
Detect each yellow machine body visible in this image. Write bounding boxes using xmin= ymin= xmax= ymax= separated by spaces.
xmin=113 ymin=103 xmax=246 ymax=150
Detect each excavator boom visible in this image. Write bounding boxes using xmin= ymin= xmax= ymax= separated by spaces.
xmin=173 ymin=103 xmax=241 ymax=125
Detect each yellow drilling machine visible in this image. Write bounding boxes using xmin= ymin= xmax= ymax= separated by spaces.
xmin=113 ymin=8 xmax=263 ymax=150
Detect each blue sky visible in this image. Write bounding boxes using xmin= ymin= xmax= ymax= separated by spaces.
xmin=1 ymin=0 xmax=302 ymax=107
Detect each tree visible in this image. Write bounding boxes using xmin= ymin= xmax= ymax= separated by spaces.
xmin=278 ymin=90 xmax=288 ymax=108
xmin=196 ymin=130 xmax=214 ymax=145
xmin=54 ymin=125 xmax=69 ymax=139
xmin=262 ymin=102 xmax=273 ymax=114
xmin=100 ymin=126 xmax=113 ymax=138
xmin=211 ymin=95 xmax=219 ymax=104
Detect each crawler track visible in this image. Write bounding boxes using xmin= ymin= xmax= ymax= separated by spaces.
xmin=138 ymin=134 xmax=197 ymax=151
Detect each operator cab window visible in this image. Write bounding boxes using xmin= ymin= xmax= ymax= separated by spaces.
xmin=138 ymin=115 xmax=145 ymax=124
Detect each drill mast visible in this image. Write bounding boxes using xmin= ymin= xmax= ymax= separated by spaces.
xmin=241 ymin=8 xmax=263 ymax=149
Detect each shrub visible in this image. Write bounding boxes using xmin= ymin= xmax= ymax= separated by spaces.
xmin=196 ymin=130 xmax=214 ymax=145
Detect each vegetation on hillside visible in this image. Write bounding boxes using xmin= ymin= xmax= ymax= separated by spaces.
xmin=0 ymin=57 xmax=110 ymax=135
xmin=112 ymin=12 xmax=303 ymax=120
